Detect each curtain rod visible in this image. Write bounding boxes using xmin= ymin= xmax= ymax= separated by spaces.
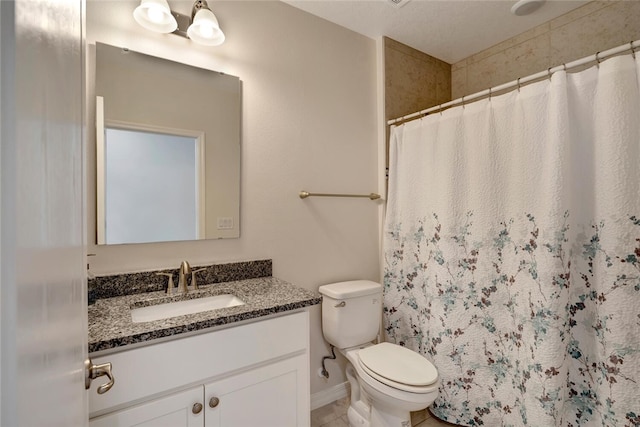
xmin=388 ymin=39 xmax=640 ymax=126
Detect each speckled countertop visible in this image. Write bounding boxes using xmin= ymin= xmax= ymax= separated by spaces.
xmin=88 ymin=277 xmax=321 ymax=354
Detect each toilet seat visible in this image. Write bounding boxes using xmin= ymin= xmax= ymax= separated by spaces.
xmin=357 ymin=342 xmax=438 ymax=394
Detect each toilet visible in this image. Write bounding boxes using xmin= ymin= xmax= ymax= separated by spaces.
xmin=318 ymin=280 xmax=439 ymax=427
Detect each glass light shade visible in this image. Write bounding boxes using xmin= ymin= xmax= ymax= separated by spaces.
xmin=187 ymin=8 xmax=225 ymax=46
xmin=133 ymin=0 xmax=178 ymax=33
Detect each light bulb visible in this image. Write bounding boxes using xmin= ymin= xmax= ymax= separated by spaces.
xmin=199 ymin=25 xmax=214 ymax=39
xmin=147 ymin=6 xmax=165 ymax=24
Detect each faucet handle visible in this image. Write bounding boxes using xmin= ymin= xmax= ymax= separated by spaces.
xmin=190 ymin=268 xmax=207 ymax=290
xmin=156 ymin=272 xmax=175 ymax=295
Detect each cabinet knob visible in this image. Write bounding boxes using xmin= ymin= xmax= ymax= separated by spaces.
xmin=192 ymin=403 xmax=203 ymax=414
xmin=209 ymin=397 xmax=220 ymax=408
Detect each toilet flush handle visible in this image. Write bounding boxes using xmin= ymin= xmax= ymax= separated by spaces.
xmin=334 ymin=301 xmax=346 ymax=308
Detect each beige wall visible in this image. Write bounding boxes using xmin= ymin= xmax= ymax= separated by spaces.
xmin=385 ymin=37 xmax=451 ymax=122
xmin=453 ymin=1 xmax=640 ymax=99
xmin=87 ymin=1 xmax=379 ymax=397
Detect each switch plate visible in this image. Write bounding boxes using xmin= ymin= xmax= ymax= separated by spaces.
xmin=217 ymin=217 xmax=234 ymax=230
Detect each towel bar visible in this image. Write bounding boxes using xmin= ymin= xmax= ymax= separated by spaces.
xmin=299 ymin=191 xmax=381 ymax=200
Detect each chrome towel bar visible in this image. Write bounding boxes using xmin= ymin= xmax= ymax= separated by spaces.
xmin=299 ymin=191 xmax=381 ymax=200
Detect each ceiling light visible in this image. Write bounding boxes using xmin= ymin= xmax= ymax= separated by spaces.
xmin=133 ymin=0 xmax=225 ymax=46
xmin=511 ymin=0 xmax=546 ymax=16
xmin=133 ymin=0 xmax=177 ymax=33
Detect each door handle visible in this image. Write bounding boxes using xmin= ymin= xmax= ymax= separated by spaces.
xmin=84 ymin=358 xmax=115 ymax=394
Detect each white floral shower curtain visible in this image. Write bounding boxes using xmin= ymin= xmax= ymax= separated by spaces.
xmin=384 ymin=53 xmax=640 ymax=426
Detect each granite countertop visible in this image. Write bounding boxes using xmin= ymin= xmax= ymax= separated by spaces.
xmin=88 ymin=277 xmax=321 ymax=354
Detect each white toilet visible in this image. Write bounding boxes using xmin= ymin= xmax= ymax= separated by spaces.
xmin=318 ymin=280 xmax=439 ymax=427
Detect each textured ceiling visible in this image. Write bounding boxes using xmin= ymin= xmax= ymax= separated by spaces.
xmin=283 ymin=0 xmax=590 ymax=64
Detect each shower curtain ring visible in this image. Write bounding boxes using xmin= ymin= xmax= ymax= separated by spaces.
xmin=547 ymin=67 xmax=553 ymax=80
xmin=517 ymin=77 xmax=521 ymax=92
xmin=439 ymin=104 xmax=443 ymax=116
xmin=595 ymin=51 xmax=602 ymax=67
xmin=488 ymin=87 xmax=492 ymax=101
xmin=462 ymin=95 xmax=465 ymax=109
xmin=631 ymin=41 xmax=637 ymax=59
xmin=562 ymin=63 xmax=567 ymax=72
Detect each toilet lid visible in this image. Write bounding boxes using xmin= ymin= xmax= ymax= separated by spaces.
xmin=358 ymin=342 xmax=438 ymax=387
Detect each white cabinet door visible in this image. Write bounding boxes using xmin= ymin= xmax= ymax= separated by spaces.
xmin=90 ymin=386 xmax=204 ymax=427
xmin=205 ymin=355 xmax=309 ymax=427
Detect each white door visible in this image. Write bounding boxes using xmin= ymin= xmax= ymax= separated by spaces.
xmin=89 ymin=386 xmax=204 ymax=427
xmin=0 ymin=0 xmax=87 ymax=426
xmin=204 ymin=356 xmax=308 ymax=427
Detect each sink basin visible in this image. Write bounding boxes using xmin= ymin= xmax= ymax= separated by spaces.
xmin=131 ymin=294 xmax=245 ymax=323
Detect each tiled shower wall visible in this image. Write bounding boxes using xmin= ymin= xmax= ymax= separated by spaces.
xmin=452 ymin=1 xmax=640 ymax=99
xmin=384 ymin=36 xmax=451 ymax=122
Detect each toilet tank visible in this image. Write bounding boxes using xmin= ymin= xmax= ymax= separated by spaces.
xmin=318 ymin=280 xmax=382 ymax=349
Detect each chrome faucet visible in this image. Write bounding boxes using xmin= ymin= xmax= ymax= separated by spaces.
xmin=178 ymin=260 xmax=192 ymax=293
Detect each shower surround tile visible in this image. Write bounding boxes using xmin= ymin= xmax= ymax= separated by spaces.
xmin=549 ymin=0 xmax=640 ymax=67
xmin=499 ymin=35 xmax=550 ymax=88
xmin=465 ymin=54 xmax=498 ymax=96
xmin=462 ymin=33 xmax=551 ymax=96
xmin=450 ymin=68 xmax=467 ymax=102
xmin=451 ymin=1 xmax=640 ymax=99
xmin=548 ymin=1 xmax=611 ymax=30
xmin=385 ymin=37 xmax=451 ymax=120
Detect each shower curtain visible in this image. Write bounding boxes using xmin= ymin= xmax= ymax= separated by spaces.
xmin=383 ymin=52 xmax=640 ymax=426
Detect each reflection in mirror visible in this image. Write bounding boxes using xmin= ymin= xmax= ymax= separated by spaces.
xmin=98 ymin=123 xmax=204 ymax=244
xmin=94 ymin=42 xmax=241 ymax=245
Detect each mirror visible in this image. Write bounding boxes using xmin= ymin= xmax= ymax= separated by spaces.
xmin=94 ymin=42 xmax=241 ymax=245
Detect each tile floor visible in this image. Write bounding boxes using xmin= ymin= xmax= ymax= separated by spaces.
xmin=310 ymin=397 xmax=455 ymax=427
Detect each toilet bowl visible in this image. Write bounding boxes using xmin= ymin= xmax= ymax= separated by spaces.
xmin=318 ymin=280 xmax=439 ymax=427
xmin=341 ymin=343 xmax=439 ymax=427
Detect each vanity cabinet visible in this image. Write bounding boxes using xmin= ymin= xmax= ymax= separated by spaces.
xmin=88 ymin=311 xmax=310 ymax=427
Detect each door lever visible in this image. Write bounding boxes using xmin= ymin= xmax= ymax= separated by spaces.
xmin=84 ymin=358 xmax=115 ymax=394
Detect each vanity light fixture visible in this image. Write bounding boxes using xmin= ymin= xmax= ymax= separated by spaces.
xmin=133 ymin=0 xmax=177 ymax=33
xmin=133 ymin=0 xmax=225 ymax=46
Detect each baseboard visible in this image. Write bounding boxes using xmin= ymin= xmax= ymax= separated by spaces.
xmin=310 ymin=381 xmax=350 ymax=410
